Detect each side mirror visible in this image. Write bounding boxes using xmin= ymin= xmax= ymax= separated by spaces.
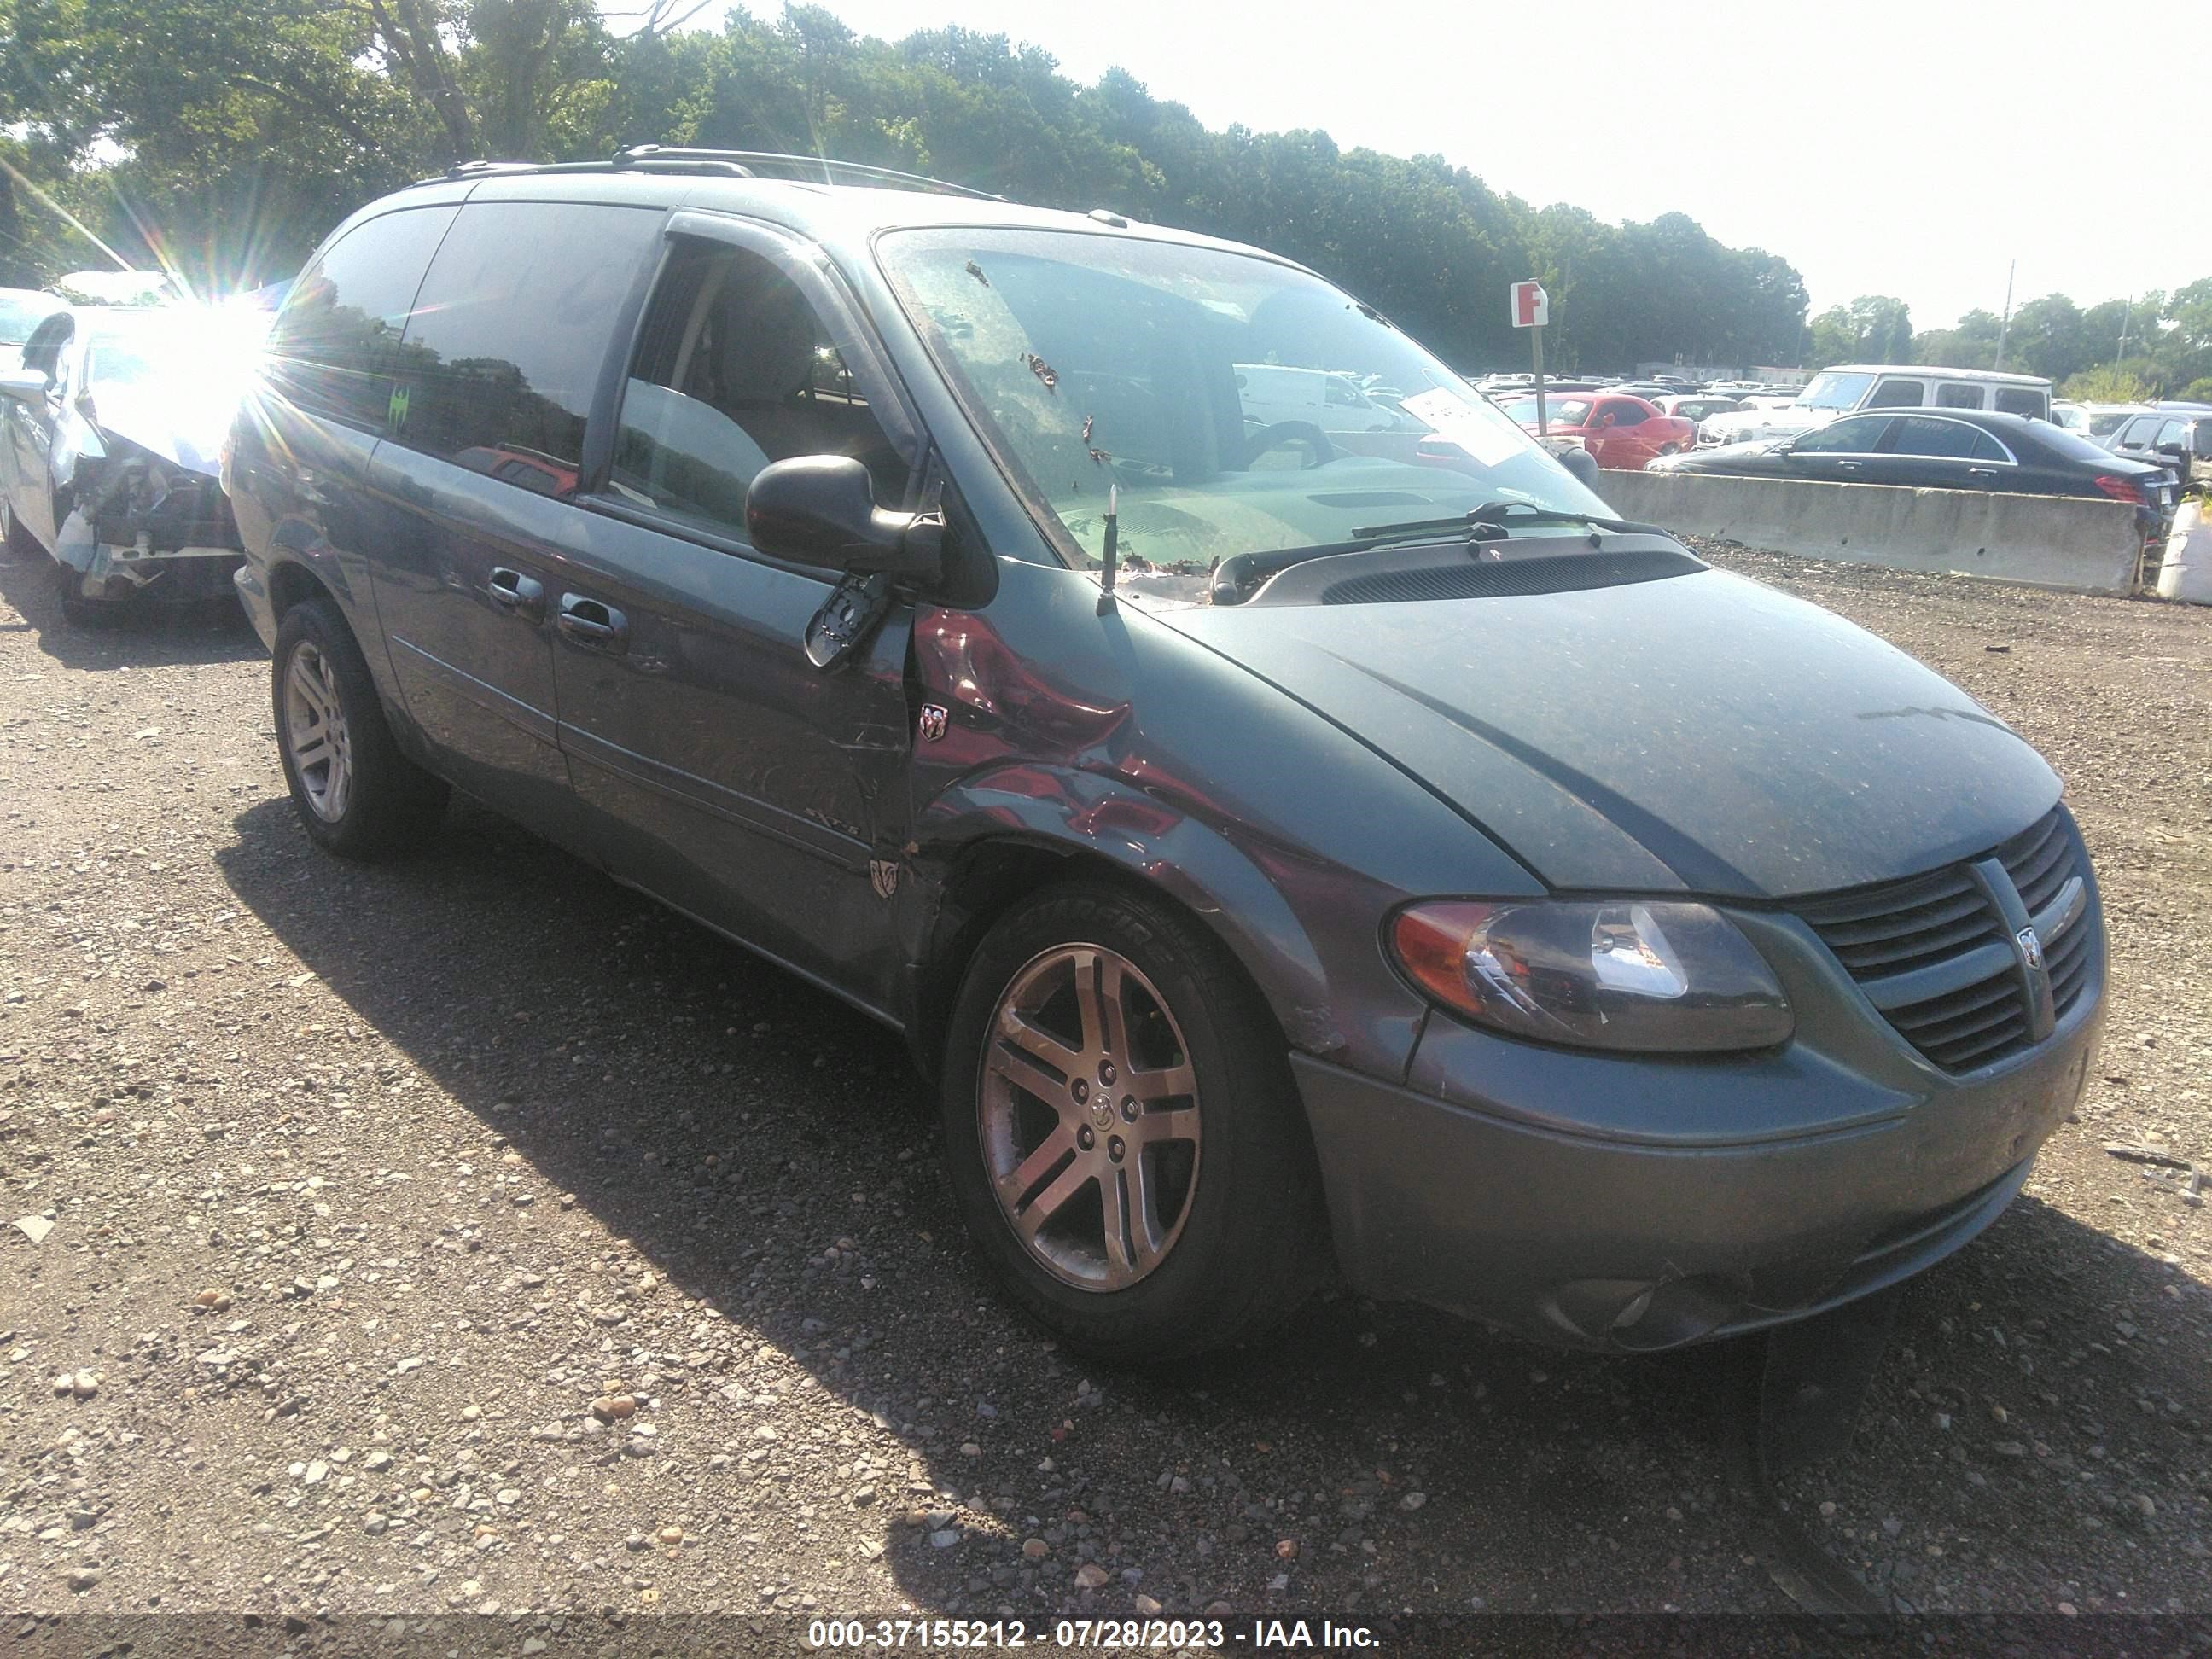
xmin=2156 ymin=440 xmax=2186 ymax=460
xmin=1556 ymin=445 xmax=1602 ymax=491
xmin=745 ymin=456 xmax=942 ymax=583
xmin=0 ymin=367 xmax=50 ymax=405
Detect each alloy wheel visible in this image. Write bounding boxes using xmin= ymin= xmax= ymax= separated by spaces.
xmin=977 ymin=943 xmax=1202 ymax=1291
xmin=283 ymin=641 xmax=354 ymax=822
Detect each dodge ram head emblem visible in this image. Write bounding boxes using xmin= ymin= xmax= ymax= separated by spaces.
xmin=917 ymin=703 xmax=949 ymax=742
xmin=2015 ymin=926 xmax=2044 ymax=972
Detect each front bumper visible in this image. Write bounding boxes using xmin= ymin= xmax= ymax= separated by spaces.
xmin=1297 ymin=904 xmax=2104 ymax=1351
xmin=53 ymin=509 xmax=243 ymax=607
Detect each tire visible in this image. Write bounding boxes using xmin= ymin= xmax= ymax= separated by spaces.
xmin=272 ymin=594 xmax=448 ymax=858
xmin=1 ymin=496 xmax=38 ymax=562
xmin=940 ymin=880 xmax=1329 ymax=1363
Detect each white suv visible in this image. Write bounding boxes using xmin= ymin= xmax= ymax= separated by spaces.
xmin=1698 ymin=364 xmax=2052 ymax=447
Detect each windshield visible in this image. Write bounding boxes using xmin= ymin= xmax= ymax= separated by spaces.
xmin=1498 ymin=396 xmax=1596 ymax=428
xmin=1798 ymin=370 xmax=1875 ymax=411
xmin=876 ymin=228 xmax=1607 ymax=603
xmin=2086 ymin=410 xmax=2134 ymax=437
xmin=82 ymin=306 xmax=273 ymax=415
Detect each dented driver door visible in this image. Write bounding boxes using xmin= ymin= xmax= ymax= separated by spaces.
xmin=552 ymin=507 xmax=917 ymax=1015
xmin=555 ymin=212 xmax=926 ymax=1020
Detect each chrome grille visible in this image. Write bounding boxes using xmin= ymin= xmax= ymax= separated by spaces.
xmin=1797 ymin=807 xmax=2096 ymax=1074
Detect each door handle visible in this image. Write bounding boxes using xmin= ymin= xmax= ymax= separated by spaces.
xmin=1966 ymin=467 xmax=1999 ymax=479
xmin=556 ymin=593 xmax=627 ymax=650
xmin=1835 ymin=460 xmax=1863 ymax=471
xmin=486 ymin=566 xmax=545 ymax=621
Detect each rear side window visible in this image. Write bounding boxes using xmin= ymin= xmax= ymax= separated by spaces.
xmin=1602 ymin=400 xmax=1647 ymax=427
xmin=266 ymin=207 xmax=459 ymax=430
xmin=384 ymin=202 xmax=663 ymax=496
xmin=1936 ymin=382 xmax=1983 ymax=409
xmin=1889 ymin=416 xmax=2005 ymax=460
xmin=1993 ymin=387 xmax=2047 ymax=418
xmin=1792 ymin=415 xmax=1891 ymax=453
xmin=1867 ymin=378 xmax=1925 ymax=409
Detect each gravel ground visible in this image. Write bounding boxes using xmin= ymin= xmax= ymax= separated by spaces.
xmin=1 ymin=540 xmax=2208 ymax=1637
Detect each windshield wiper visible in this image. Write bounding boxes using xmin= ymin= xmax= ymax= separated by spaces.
xmin=1209 ymin=500 xmax=1671 ymax=604
xmin=1350 ymin=500 xmax=1668 ymax=540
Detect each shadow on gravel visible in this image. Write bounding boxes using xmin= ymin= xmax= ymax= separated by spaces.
xmin=0 ymin=549 xmax=261 ymax=670
xmin=211 ymin=792 xmax=2199 ymax=1617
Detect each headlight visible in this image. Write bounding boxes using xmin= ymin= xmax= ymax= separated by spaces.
xmin=1391 ymin=900 xmax=1793 ymax=1053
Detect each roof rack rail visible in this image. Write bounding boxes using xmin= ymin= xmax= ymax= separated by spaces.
xmin=432 ymin=146 xmax=1004 ymax=200
xmin=620 ymin=147 xmax=1006 ymax=199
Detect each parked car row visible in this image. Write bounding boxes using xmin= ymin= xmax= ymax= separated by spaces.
xmin=1697 ymin=365 xmax=2053 ymax=448
xmin=1649 ymin=406 xmax=2176 ymax=527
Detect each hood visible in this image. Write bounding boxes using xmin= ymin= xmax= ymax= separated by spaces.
xmin=83 ymin=373 xmax=233 ymax=477
xmin=1159 ymin=559 xmax=2059 ymax=899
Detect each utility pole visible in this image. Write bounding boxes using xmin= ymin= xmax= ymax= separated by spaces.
xmin=2117 ymin=293 xmax=2133 ymax=363
xmin=1993 ymin=259 xmax=2016 ymax=372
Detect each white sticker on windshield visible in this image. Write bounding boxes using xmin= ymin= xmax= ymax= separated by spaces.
xmin=1400 ymin=387 xmax=1523 ymax=469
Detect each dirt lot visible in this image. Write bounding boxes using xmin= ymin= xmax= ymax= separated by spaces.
xmin=1 ymin=541 xmax=2209 ymax=1639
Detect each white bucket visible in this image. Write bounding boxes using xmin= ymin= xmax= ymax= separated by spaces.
xmin=2156 ymin=501 xmax=2212 ymax=602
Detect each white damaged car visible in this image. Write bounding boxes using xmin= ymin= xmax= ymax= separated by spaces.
xmin=0 ymin=303 xmax=265 ymax=623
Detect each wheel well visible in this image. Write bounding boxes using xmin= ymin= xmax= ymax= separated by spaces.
xmin=266 ymin=559 xmax=332 ymax=622
xmin=911 ymin=839 xmax=1289 ymax=1080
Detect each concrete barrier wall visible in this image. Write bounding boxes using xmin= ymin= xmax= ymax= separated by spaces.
xmin=1594 ymin=469 xmax=2143 ymax=595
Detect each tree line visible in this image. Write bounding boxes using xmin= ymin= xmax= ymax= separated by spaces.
xmin=1 ymin=0 xmax=2206 ymax=400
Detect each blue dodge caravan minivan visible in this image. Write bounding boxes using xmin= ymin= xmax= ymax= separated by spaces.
xmin=228 ymin=149 xmax=2105 ymax=1361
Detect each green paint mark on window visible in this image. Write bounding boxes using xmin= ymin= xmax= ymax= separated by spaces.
xmin=387 ymin=385 xmax=410 ymax=430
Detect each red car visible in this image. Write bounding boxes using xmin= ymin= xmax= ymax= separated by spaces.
xmin=1497 ymin=393 xmax=1696 ymax=470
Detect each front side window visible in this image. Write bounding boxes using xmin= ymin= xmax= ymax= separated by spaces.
xmin=1993 ymin=387 xmax=2047 ymax=418
xmin=1936 ymin=382 xmax=1983 ymax=409
xmin=1797 ymin=370 xmax=1876 ymax=411
xmin=2117 ymin=416 xmax=2160 ymax=445
xmin=265 ymin=207 xmax=459 ymax=430
xmin=1867 ymin=378 xmax=1925 ymax=409
xmin=2156 ymin=418 xmax=2187 ymax=449
xmin=605 ymin=237 xmax=911 ymax=543
xmin=383 ymin=202 xmax=663 ymax=495
xmin=877 ymin=227 xmax=1605 ymax=596
xmin=1790 ymin=416 xmax=1890 ymax=454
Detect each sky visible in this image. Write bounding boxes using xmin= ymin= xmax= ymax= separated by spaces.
xmin=705 ymin=0 xmax=2209 ymax=333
